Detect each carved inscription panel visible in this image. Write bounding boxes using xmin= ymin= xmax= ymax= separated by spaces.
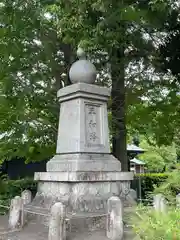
xmin=85 ymin=103 xmax=103 ymax=146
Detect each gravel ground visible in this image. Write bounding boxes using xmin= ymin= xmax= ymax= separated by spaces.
xmin=0 ymin=215 xmax=135 ymax=240
xmin=0 ymin=216 xmax=48 ymax=240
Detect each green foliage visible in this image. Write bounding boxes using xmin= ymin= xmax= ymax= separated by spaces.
xmin=133 ymin=173 xmax=168 ymax=200
xmin=132 ymin=167 xmax=180 ymax=239
xmin=153 ymin=165 xmax=180 ymax=202
xmin=136 ymin=173 xmax=169 ymax=178
xmin=0 ymin=0 xmax=177 ymax=166
xmin=159 ymin=9 xmax=180 ymax=78
xmin=127 ymin=3 xmax=180 ymax=150
xmin=132 ymin=206 xmax=180 ymax=240
xmin=127 ymin=96 xmax=180 ymax=148
xmin=0 ymin=178 xmax=37 ymax=214
xmin=0 ymin=0 xmax=60 ymax=163
xmin=138 ymin=139 xmax=177 ymax=172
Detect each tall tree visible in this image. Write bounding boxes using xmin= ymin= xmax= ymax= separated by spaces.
xmin=0 ymin=0 xmax=74 ymax=162
xmin=54 ymin=0 xmax=170 ymax=170
xmin=0 ymin=0 xmax=172 ymax=170
xmin=129 ymin=4 xmax=180 ymax=152
xmin=158 ymin=6 xmax=180 ymax=156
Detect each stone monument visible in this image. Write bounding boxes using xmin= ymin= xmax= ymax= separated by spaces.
xmin=33 ymin=47 xmax=133 ymax=215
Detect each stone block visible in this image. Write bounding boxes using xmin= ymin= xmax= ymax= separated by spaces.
xmin=9 ymin=196 xmax=23 ymax=230
xmin=48 ymin=202 xmax=66 ymax=240
xmin=32 ymin=178 xmax=132 ymax=213
xmin=35 ymin=171 xmax=133 ymax=182
xmin=106 ymin=196 xmax=123 ymax=240
xmin=57 ymin=82 xmax=110 ymax=102
xmin=153 ymin=194 xmax=166 ymax=213
xmin=21 ymin=190 xmax=32 ymax=225
xmin=56 ymin=98 xmax=110 ymax=154
xmin=125 ymin=189 xmax=137 ymax=206
xmin=46 ymin=154 xmax=122 ymax=172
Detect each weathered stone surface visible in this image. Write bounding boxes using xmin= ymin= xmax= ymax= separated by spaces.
xmin=48 ymin=202 xmax=66 ymax=240
xmin=34 ymin=180 xmax=131 ymax=213
xmin=37 ymin=182 xmax=71 ymax=199
xmin=35 ymin=171 xmax=133 ymax=182
xmin=56 ymin=97 xmax=110 ymax=154
xmin=21 ymin=190 xmax=32 ymax=205
xmin=21 ymin=190 xmax=32 ymax=226
xmin=46 ymin=154 xmax=121 ymax=172
xmin=57 ymin=82 xmax=110 ymax=102
xmin=153 ymin=194 xmax=166 ymax=213
xmin=129 ymin=189 xmax=137 ymax=200
xmin=69 ymin=48 xmax=97 ymax=84
xmin=106 ymin=196 xmax=123 ymax=240
xmin=125 ymin=189 xmax=137 ymax=206
xmin=9 ymin=196 xmax=23 ymax=230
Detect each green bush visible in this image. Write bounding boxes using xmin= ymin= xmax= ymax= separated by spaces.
xmin=0 ymin=178 xmax=37 ymax=214
xmin=154 ymin=167 xmax=180 ymax=202
xmin=132 ymin=173 xmax=169 ymax=201
xmin=132 ymin=206 xmax=180 ymax=240
xmin=132 ymin=168 xmax=180 ymax=239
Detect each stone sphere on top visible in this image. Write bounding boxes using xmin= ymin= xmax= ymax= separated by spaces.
xmin=69 ymin=48 xmax=96 ymax=84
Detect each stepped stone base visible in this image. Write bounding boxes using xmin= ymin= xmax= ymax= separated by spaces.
xmin=31 ymin=171 xmax=133 ymax=230
xmin=46 ymin=154 xmax=121 ymax=172
xmin=34 ymin=171 xmax=133 ymax=213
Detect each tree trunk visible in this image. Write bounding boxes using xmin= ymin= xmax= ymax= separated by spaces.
xmin=110 ymin=47 xmax=128 ymax=171
xmin=61 ymin=43 xmax=75 ymax=86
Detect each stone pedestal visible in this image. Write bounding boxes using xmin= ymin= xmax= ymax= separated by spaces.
xmin=33 ymin=82 xmax=133 ymax=214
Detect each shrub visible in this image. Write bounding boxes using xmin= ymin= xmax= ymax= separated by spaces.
xmin=132 ymin=167 xmax=180 ymax=239
xmin=132 ymin=206 xmax=180 ymax=240
xmin=132 ymin=173 xmax=169 ymax=201
xmin=135 ymin=167 xmax=180 ymax=202
xmin=154 ymin=167 xmax=180 ymax=202
xmin=0 ymin=178 xmax=37 ymax=214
